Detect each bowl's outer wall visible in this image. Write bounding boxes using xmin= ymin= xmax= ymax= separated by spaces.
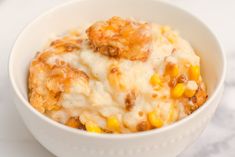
xmin=10 ymin=0 xmax=225 ymax=156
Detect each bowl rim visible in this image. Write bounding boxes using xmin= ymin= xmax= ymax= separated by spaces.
xmin=8 ymin=0 xmax=226 ymax=140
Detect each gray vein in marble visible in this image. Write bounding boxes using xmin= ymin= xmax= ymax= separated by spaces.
xmin=212 ymin=105 xmax=235 ymax=131
xmin=191 ymin=134 xmax=235 ymax=157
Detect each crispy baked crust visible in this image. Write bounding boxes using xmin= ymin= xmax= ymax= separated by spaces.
xmin=86 ymin=16 xmax=152 ymax=61
xmin=28 ymin=36 xmax=88 ymax=113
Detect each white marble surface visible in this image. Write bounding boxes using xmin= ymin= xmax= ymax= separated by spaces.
xmin=0 ymin=0 xmax=234 ymax=156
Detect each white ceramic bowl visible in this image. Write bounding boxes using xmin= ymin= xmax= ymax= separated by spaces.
xmin=9 ymin=0 xmax=226 ymax=156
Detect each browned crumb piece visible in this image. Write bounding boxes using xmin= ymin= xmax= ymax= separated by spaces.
xmin=182 ymin=101 xmax=193 ymax=115
xmin=102 ymin=129 xmax=113 ymax=134
xmin=177 ymin=74 xmax=188 ymax=83
xmin=168 ymin=77 xmax=177 ymax=88
xmin=191 ymin=83 xmax=208 ymax=110
xmin=86 ymin=16 xmax=152 ymax=61
xmin=66 ymin=117 xmax=81 ymax=128
xmin=78 ymin=124 xmax=86 ymax=130
xmin=151 ymin=94 xmax=158 ymax=99
xmin=136 ymin=121 xmax=150 ymax=132
xmin=183 ymin=83 xmax=208 ymax=114
xmin=125 ymin=90 xmax=136 ymax=111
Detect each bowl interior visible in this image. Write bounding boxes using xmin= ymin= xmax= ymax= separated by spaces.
xmin=10 ymin=0 xmax=224 ymax=120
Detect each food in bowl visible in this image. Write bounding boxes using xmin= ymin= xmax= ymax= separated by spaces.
xmin=28 ymin=16 xmax=207 ymax=133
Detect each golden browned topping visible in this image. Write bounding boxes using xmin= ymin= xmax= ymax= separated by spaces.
xmin=65 ymin=117 xmax=81 ymax=128
xmin=191 ymin=83 xmax=208 ymax=110
xmin=50 ymin=37 xmax=82 ymax=52
xmin=37 ymin=37 xmax=82 ymax=63
xmin=136 ymin=121 xmax=150 ymax=131
xmin=177 ymin=74 xmax=188 ymax=83
xmin=29 ymin=62 xmax=88 ymax=113
xmin=168 ymin=77 xmax=177 ymax=88
xmin=86 ymin=16 xmax=152 ymax=61
xmin=125 ymin=90 xmax=137 ymax=111
xmin=28 ymin=37 xmax=88 ymax=114
xmin=182 ymin=83 xmax=207 ymax=114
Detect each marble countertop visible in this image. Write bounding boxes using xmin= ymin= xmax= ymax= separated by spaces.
xmin=0 ymin=0 xmax=234 ymax=156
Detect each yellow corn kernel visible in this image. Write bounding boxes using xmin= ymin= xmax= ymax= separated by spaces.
xmin=171 ymin=83 xmax=185 ymax=98
xmin=66 ymin=117 xmax=79 ymax=128
xmin=167 ymin=104 xmax=178 ymax=123
xmin=158 ymin=35 xmax=164 ymax=42
xmin=165 ymin=63 xmax=179 ymax=78
xmin=161 ymin=26 xmax=171 ymax=34
xmin=85 ymin=122 xmax=102 ymax=133
xmin=171 ymin=65 xmax=179 ymax=77
xmin=107 ymin=116 xmax=120 ymax=132
xmin=147 ymin=111 xmax=163 ymax=128
xmin=184 ymin=81 xmax=198 ymax=98
xmin=189 ymin=65 xmax=200 ymax=81
xmin=149 ymin=73 xmax=162 ymax=86
xmin=167 ymin=34 xmax=177 ymax=44
xmin=184 ymin=88 xmax=196 ymax=98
